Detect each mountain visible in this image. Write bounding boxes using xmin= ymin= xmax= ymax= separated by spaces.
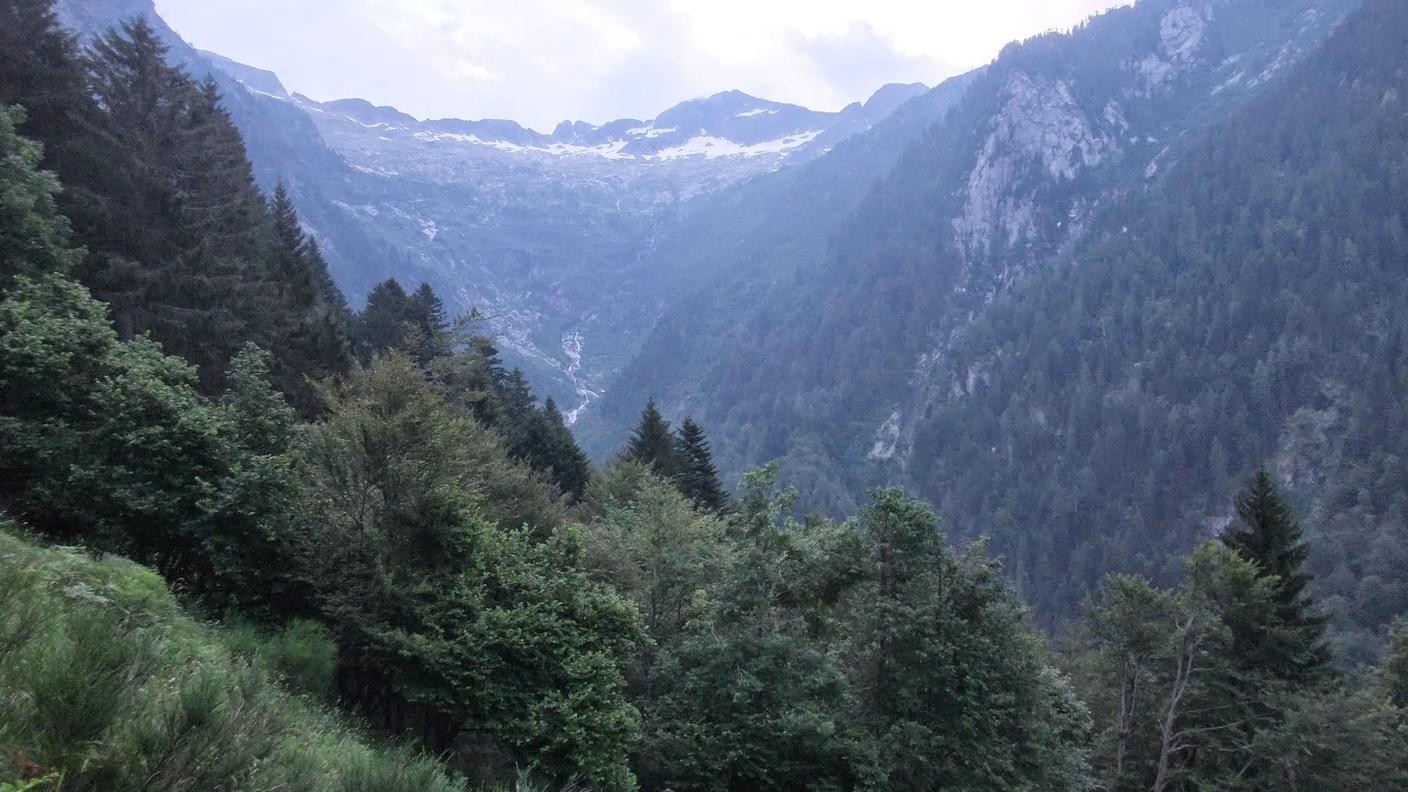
xmin=53 ymin=0 xmax=933 ymax=417
xmin=584 ymin=0 xmax=1404 ymax=645
xmin=242 ymin=79 xmax=929 ymax=417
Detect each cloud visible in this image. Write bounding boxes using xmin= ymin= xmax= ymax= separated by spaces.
xmin=153 ymin=0 xmax=1129 ymax=131
xmin=795 ymin=23 xmax=954 ymax=105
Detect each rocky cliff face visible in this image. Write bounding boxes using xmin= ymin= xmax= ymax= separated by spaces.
xmin=869 ymin=0 xmax=1355 ymax=475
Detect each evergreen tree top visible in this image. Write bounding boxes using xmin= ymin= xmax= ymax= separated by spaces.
xmin=1221 ymin=468 xmax=1329 ymax=682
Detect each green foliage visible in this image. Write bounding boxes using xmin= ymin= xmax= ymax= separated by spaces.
xmin=222 ymin=619 xmax=339 ymax=702
xmin=3 ymin=9 xmax=350 ymax=397
xmin=1245 ymin=685 xmax=1408 ymax=792
xmin=0 ymin=526 xmax=467 ymax=792
xmin=1222 ymin=470 xmax=1330 ymax=682
xmin=0 ymin=104 xmax=78 ymax=286
xmin=1078 ymin=529 xmax=1408 ymax=792
xmin=79 ymin=20 xmax=268 ymax=379
xmin=1382 ymin=620 xmax=1408 ymax=709
xmin=673 ymin=418 xmax=728 ymax=512
xmin=624 ymin=400 xmax=678 ymax=479
xmin=351 ymin=277 xmax=411 ymax=361
xmin=0 ymin=0 xmax=100 ymax=187
xmin=582 ymin=461 xmax=730 ymax=647
xmin=0 ymin=275 xmax=300 ymax=615
xmin=640 ymin=467 xmax=875 ymax=790
xmin=266 ymin=184 xmax=352 ymax=414
xmin=848 ymin=489 xmax=1092 ymax=791
xmin=298 ymin=353 xmax=639 ymax=788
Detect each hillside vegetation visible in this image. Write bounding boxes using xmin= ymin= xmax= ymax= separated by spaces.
xmin=1 ymin=0 xmax=1408 ymax=789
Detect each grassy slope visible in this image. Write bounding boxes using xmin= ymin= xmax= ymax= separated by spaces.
xmin=0 ymin=524 xmax=467 ymax=792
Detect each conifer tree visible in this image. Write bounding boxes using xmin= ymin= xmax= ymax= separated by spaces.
xmin=535 ymin=396 xmax=591 ymax=501
xmin=78 ymin=20 xmax=270 ymax=382
xmin=353 ymin=277 xmax=410 ymax=361
xmin=674 ymin=417 xmax=727 ymax=511
xmin=0 ymin=0 xmax=100 ymax=179
xmin=1221 ymin=469 xmax=1329 ymax=683
xmin=270 ymin=185 xmax=320 ymax=307
xmin=307 ymin=239 xmax=350 ymax=320
xmin=625 ymin=399 xmax=677 ymax=479
xmin=265 ymin=185 xmax=350 ymax=412
xmin=406 ymin=282 xmax=450 ymax=365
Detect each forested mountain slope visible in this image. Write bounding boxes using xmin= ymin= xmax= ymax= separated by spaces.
xmin=591 ymin=0 xmax=1393 ymax=635
xmin=918 ymin=0 xmax=1408 ymax=657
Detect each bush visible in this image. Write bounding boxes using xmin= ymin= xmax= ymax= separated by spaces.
xmin=222 ymin=619 xmax=338 ymax=702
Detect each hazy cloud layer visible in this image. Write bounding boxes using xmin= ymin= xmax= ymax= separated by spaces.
xmin=154 ymin=0 xmax=1130 ymax=131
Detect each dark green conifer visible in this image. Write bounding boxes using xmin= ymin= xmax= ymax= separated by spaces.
xmin=674 ymin=417 xmax=727 ymax=511
xmin=265 ymin=185 xmax=350 ymax=412
xmin=625 ymin=399 xmax=677 ymax=479
xmin=536 ymin=396 xmax=591 ymax=501
xmin=353 ymin=278 xmax=409 ymax=361
xmin=1221 ymin=469 xmax=1329 ymax=682
xmin=0 ymin=0 xmax=100 ymax=178
xmin=406 ymin=282 xmax=450 ymax=365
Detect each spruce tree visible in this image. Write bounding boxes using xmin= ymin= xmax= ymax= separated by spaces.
xmin=78 ymin=20 xmax=271 ymax=383
xmin=674 ymin=417 xmax=727 ymax=511
xmin=270 ymin=185 xmax=321 ymax=307
xmin=265 ymin=185 xmax=350 ymax=412
xmin=406 ymin=282 xmax=450 ymax=365
xmin=1221 ymin=469 xmax=1329 ymax=682
xmin=353 ymin=278 xmax=410 ymax=361
xmin=625 ymin=399 xmax=677 ymax=479
xmin=0 ymin=0 xmax=100 ymax=179
xmin=536 ymin=396 xmax=591 ymax=501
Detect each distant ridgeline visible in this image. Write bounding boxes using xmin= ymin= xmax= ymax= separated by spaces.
xmin=2 ymin=0 xmax=1408 ymax=789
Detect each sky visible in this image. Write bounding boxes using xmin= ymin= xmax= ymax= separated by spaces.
xmin=153 ymin=0 xmax=1130 ymax=132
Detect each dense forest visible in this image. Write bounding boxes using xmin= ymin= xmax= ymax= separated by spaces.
xmin=1 ymin=0 xmax=1407 ymax=789
xmin=589 ymin=0 xmax=1408 ymax=663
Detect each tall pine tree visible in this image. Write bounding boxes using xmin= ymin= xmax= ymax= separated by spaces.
xmin=1221 ymin=469 xmax=1330 ymax=683
xmin=77 ymin=20 xmax=270 ymax=383
xmin=534 ymin=397 xmax=591 ymax=501
xmin=406 ymin=282 xmax=450 ymax=365
xmin=625 ymin=399 xmax=677 ymax=479
xmin=674 ymin=417 xmax=726 ymax=511
xmin=352 ymin=277 xmax=410 ymax=361
xmin=266 ymin=184 xmax=350 ymax=413
xmin=0 ymin=0 xmax=100 ymax=181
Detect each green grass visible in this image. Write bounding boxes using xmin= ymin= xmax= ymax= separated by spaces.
xmin=0 ymin=525 xmax=468 ymax=792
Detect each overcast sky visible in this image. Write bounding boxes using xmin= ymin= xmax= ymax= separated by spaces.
xmin=153 ymin=0 xmax=1130 ymax=132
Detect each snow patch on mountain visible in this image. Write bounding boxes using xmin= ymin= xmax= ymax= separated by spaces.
xmin=651 ymin=131 xmax=823 ymax=161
